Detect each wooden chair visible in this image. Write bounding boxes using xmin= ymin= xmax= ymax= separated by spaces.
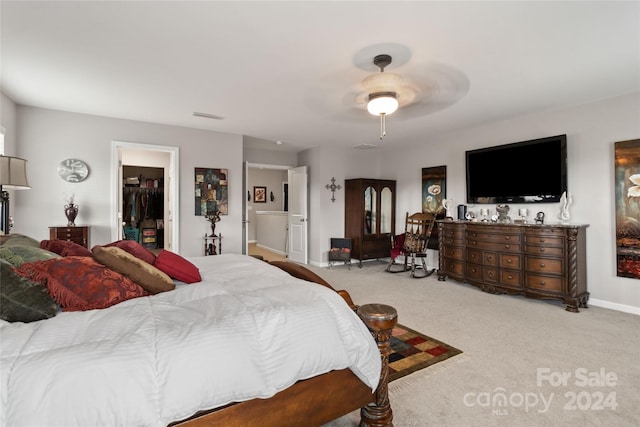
xmin=386 ymin=212 xmax=436 ymax=278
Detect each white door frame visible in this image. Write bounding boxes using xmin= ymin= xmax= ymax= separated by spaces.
xmin=111 ymin=141 xmax=180 ymax=252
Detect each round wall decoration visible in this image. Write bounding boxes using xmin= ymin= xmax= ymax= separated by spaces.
xmin=57 ymin=159 xmax=89 ymax=182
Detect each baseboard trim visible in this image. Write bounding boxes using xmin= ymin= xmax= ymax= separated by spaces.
xmin=255 ymin=243 xmax=286 ymax=256
xmin=589 ymin=298 xmax=640 ymax=315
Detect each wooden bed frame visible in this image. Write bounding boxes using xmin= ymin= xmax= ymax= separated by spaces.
xmin=172 ymin=260 xmax=397 ymax=427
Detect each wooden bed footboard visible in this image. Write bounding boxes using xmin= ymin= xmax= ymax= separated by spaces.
xmin=172 ymin=261 xmax=397 ymax=427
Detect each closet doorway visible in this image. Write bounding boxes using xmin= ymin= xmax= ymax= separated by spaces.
xmin=111 ymin=141 xmax=179 ymax=252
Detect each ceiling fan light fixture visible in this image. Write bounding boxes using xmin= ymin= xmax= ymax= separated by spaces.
xmin=367 ymin=91 xmax=398 ymax=116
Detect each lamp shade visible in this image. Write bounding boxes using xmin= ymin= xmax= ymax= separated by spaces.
xmin=0 ymin=156 xmax=30 ymax=189
xmin=367 ymin=92 xmax=399 ymax=116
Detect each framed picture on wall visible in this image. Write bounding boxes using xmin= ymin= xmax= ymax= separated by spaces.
xmin=422 ymin=165 xmax=447 ymax=215
xmin=615 ymin=139 xmax=640 ymax=279
xmin=194 ymin=167 xmax=228 ymax=215
xmin=254 ymin=186 xmax=267 ymax=203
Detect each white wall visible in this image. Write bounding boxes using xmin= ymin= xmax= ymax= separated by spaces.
xmin=13 ymin=105 xmax=243 ymax=257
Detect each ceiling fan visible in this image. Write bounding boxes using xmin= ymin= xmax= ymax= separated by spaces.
xmin=358 ymin=53 xmax=469 ymax=140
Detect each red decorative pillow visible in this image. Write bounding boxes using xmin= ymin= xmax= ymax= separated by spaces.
xmin=40 ymin=240 xmax=92 ymax=257
xmin=153 ymin=250 xmax=201 ymax=284
xmin=16 ymin=256 xmax=147 ymax=312
xmin=101 ymin=240 xmax=156 ymax=265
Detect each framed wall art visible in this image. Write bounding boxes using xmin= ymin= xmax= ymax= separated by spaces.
xmin=422 ymin=165 xmax=447 ymax=215
xmin=194 ymin=167 xmax=228 ymax=216
xmin=614 ymin=139 xmax=640 ymax=279
xmin=254 ymin=186 xmax=267 ymax=203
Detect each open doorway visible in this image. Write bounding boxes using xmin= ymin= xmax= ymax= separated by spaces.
xmin=244 ymin=162 xmax=291 ymax=261
xmin=111 ymin=141 xmax=179 ymax=252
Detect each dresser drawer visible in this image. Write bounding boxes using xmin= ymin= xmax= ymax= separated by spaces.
xmin=467 ymin=239 xmax=521 ymax=252
xmin=443 ymin=245 xmax=464 ymax=260
xmin=500 ymin=253 xmax=522 ymax=269
xmin=482 ymin=266 xmax=498 ymax=283
xmin=466 ymin=231 xmax=521 ymax=244
xmin=524 ymin=245 xmax=564 ymax=257
xmin=500 ymin=269 xmax=522 ymax=287
xmin=525 ymin=256 xmax=564 ymax=274
xmin=526 ymin=274 xmax=564 ymax=292
xmin=467 ymin=263 xmax=482 ymax=280
xmin=467 ymin=248 xmax=482 ymax=264
xmin=483 ymin=251 xmax=498 ymax=266
xmin=54 ymin=227 xmax=84 ymax=238
xmin=524 ymin=234 xmax=564 ymax=247
xmin=442 ymin=258 xmax=465 ymax=276
xmin=440 ymin=225 xmax=465 ymax=240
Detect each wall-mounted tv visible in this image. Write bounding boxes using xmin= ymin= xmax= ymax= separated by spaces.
xmin=466 ymin=134 xmax=567 ymax=204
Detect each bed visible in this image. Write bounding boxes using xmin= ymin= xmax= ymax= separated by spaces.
xmin=0 ymin=239 xmax=397 ymax=427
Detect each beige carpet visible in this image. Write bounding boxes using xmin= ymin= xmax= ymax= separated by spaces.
xmin=311 ymin=260 xmax=640 ymax=427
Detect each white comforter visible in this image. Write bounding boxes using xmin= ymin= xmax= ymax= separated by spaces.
xmin=0 ymin=254 xmax=380 ymax=426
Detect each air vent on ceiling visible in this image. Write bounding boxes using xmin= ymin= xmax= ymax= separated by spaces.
xmin=352 ymin=143 xmax=378 ymax=150
xmin=193 ymin=112 xmax=224 ymax=120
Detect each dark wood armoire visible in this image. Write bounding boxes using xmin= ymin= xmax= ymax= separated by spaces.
xmin=345 ymin=179 xmax=396 ymax=267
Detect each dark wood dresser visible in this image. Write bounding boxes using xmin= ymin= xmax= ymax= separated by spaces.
xmin=437 ymin=220 xmax=589 ymax=312
xmin=49 ymin=226 xmax=90 ymax=248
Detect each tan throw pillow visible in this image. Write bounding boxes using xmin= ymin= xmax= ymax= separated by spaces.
xmin=92 ymin=246 xmax=175 ymax=294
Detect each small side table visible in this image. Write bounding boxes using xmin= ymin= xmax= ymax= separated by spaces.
xmin=203 ymin=233 xmax=222 ymax=255
xmin=49 ymin=225 xmax=90 ymax=248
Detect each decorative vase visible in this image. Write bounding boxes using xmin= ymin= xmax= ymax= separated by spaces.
xmin=210 ymin=222 xmax=217 ymax=237
xmin=64 ymin=204 xmax=78 ymax=226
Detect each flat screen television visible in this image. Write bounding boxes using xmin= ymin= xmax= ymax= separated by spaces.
xmin=466 ymin=134 xmax=567 ymax=204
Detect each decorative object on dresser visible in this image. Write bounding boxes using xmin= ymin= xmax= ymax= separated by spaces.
xmin=0 ymin=155 xmax=30 ymax=234
xmin=345 ymin=178 xmax=396 ymax=267
xmin=63 ymin=193 xmax=78 ymax=226
xmin=437 ymin=221 xmax=589 ymax=312
xmin=557 ymin=191 xmax=572 ymax=224
xmin=49 ymin=225 xmax=90 ymax=249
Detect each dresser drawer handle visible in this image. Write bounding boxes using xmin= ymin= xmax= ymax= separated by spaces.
xmin=507 ymin=259 xmax=512 ymax=264
xmin=505 ymin=236 xmax=510 ymax=240
xmin=504 ymin=244 xmax=510 ymax=249
xmin=471 ymin=268 xmax=477 ymax=273
xmin=488 ymin=271 xmax=494 ymax=278
xmin=540 ymin=238 xmax=545 ymax=243
xmin=540 ymin=247 xmax=546 ymax=252
xmin=540 ymin=263 xmax=545 ymax=268
xmin=507 ymin=275 xmax=513 ymax=280
xmin=470 ymin=253 xmax=476 ymax=259
xmin=486 ymin=255 xmax=494 ymax=262
xmin=539 ymin=280 xmax=546 ymax=286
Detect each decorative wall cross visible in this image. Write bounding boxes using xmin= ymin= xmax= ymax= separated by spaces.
xmin=325 ymin=177 xmax=342 ymax=202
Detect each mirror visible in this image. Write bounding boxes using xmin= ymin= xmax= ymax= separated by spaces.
xmin=380 ymin=186 xmax=392 ymax=234
xmin=364 ymin=186 xmax=376 ymax=234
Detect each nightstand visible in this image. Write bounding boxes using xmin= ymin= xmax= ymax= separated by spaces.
xmin=49 ymin=225 xmax=90 ymax=248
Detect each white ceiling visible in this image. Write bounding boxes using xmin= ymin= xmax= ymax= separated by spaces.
xmin=1 ymin=1 xmax=638 ymax=153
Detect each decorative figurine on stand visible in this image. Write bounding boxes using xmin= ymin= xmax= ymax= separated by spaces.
xmin=496 ymin=204 xmax=512 ymax=223
xmin=557 ymin=191 xmax=572 ymax=224
xmin=535 ymin=212 xmax=545 ymax=225
xmin=442 ymin=199 xmax=455 ymax=219
xmin=205 ymin=209 xmax=221 ymax=237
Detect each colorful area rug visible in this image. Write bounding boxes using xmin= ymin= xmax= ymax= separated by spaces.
xmin=388 ymin=324 xmax=463 ymax=382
